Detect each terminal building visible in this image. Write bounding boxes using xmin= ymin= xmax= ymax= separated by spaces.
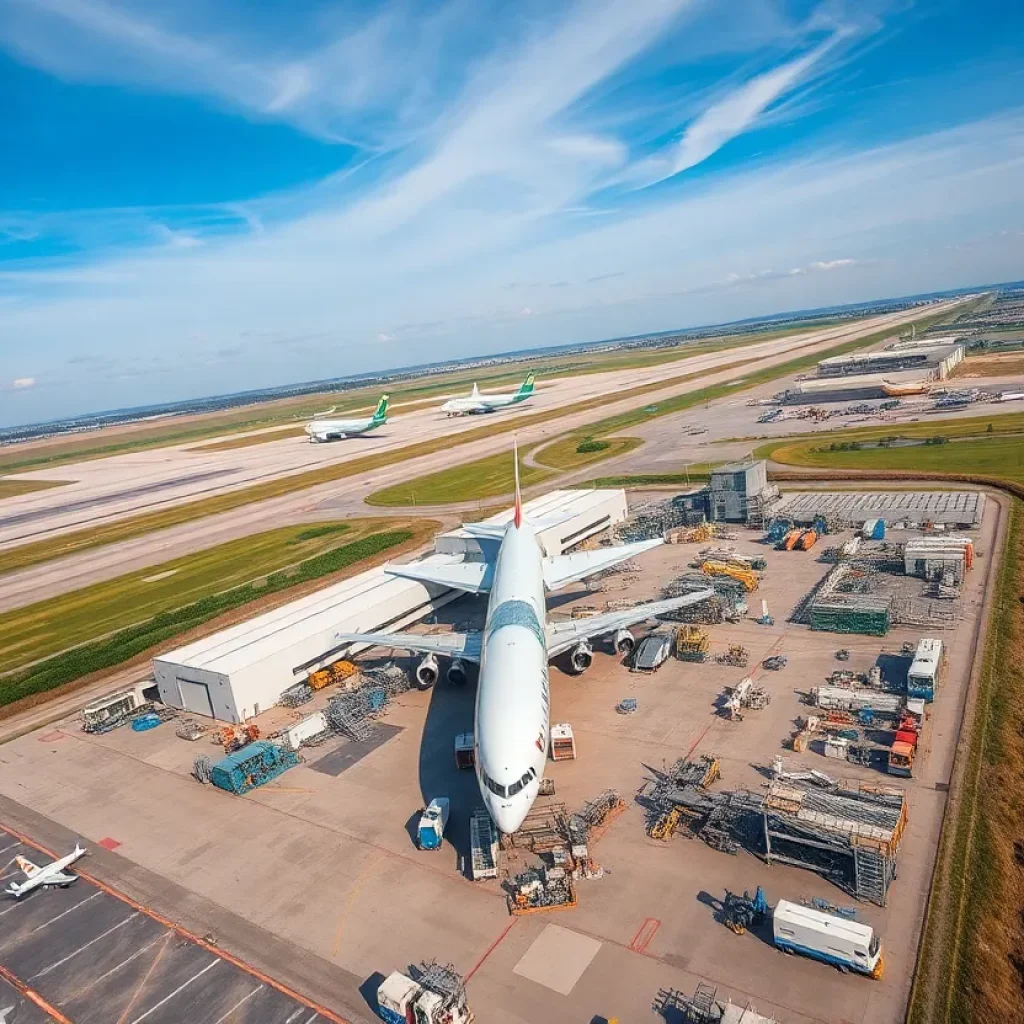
xmin=153 ymin=488 xmax=629 ymax=722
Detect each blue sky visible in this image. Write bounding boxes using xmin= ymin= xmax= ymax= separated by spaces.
xmin=0 ymin=0 xmax=1022 ymax=426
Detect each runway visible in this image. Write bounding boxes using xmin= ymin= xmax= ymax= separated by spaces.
xmin=0 ymin=302 xmax=963 ymax=612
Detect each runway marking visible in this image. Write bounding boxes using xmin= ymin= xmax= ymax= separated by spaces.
xmin=33 ymin=911 xmax=139 ymax=979
xmin=302 ymin=1014 xmax=320 ymax=1024
xmin=128 ymin=958 xmax=220 ymax=1024
xmin=0 ymin=964 xmax=74 ymax=1024
xmin=628 ymin=918 xmax=660 ymax=954
xmin=115 ymin=932 xmax=173 ymax=1024
xmin=68 ymin=933 xmax=166 ymax=999
xmin=0 ymin=843 xmax=20 ymax=856
xmin=212 ymin=983 xmax=263 ymax=1023
xmin=284 ymin=1010 xmax=306 ymax=1024
xmin=1 ymin=819 xmax=353 ymax=1024
xmin=30 ymin=890 xmax=101 ymax=932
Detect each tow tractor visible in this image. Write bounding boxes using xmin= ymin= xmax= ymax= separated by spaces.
xmin=417 ymin=798 xmax=450 ymax=850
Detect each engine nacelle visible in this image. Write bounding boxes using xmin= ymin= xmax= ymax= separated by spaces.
xmin=613 ymin=629 xmax=636 ymax=656
xmin=416 ymin=654 xmax=439 ymax=689
xmin=447 ymin=659 xmax=468 ymax=686
xmin=569 ymin=640 xmax=593 ymax=674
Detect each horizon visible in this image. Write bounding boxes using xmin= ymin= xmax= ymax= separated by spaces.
xmin=0 ymin=279 xmax=990 ymax=434
xmin=2 ymin=0 xmax=1022 ymax=426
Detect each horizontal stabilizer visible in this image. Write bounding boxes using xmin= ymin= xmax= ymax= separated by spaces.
xmin=335 ymin=630 xmax=483 ymax=663
xmin=546 ymin=588 xmax=715 ymax=657
xmin=542 ymin=537 xmax=663 ymax=590
xmin=385 ymin=561 xmax=492 ymax=595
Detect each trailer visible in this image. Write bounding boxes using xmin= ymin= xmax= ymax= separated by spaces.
xmin=811 ymin=687 xmax=903 ymax=715
xmin=377 ymin=964 xmax=474 ymax=1024
xmin=772 ymin=900 xmax=883 ymax=978
xmin=469 ymin=808 xmax=499 ymax=880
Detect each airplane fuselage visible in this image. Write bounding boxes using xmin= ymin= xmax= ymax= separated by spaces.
xmin=305 ymin=418 xmax=380 ymax=442
xmin=474 ymin=520 xmax=550 ymax=833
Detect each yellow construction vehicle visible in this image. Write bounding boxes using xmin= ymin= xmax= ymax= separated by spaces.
xmin=701 ymin=560 xmax=759 ymax=592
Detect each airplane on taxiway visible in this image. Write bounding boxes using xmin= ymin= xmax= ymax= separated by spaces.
xmin=304 ymin=394 xmax=389 ymax=442
xmin=5 ymin=843 xmax=87 ymax=899
xmin=336 ymin=441 xmax=712 ymax=833
xmin=440 ymin=373 xmax=536 ymax=416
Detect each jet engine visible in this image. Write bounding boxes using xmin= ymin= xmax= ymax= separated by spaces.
xmin=447 ymin=659 xmax=468 ymax=686
xmin=613 ymin=629 xmax=636 ymax=656
xmin=415 ymin=654 xmax=439 ymax=689
xmin=569 ymin=640 xmax=593 ymax=674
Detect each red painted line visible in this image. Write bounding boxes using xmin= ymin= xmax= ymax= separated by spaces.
xmin=628 ymin=917 xmax=660 ymax=954
xmin=0 ymin=821 xmax=350 ymax=1024
xmin=0 ymin=962 xmax=75 ymax=1023
xmin=685 ymin=720 xmax=714 ymax=761
xmin=464 ymin=919 xmax=517 ymax=983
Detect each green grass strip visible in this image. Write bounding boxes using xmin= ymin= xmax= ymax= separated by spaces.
xmin=0 ymin=528 xmax=412 ymax=709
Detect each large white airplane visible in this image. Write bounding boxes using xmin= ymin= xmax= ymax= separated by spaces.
xmin=337 ymin=444 xmax=712 ymax=834
xmin=441 ymin=373 xmax=536 ymax=416
xmin=5 ymin=843 xmax=87 ymax=899
xmin=305 ymin=394 xmax=389 ymax=442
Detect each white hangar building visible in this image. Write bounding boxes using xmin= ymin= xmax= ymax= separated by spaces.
xmin=153 ymin=488 xmax=629 ymax=722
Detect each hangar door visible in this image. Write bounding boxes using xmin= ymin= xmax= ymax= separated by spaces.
xmin=178 ymin=679 xmax=214 ymax=718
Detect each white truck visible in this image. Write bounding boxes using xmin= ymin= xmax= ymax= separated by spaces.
xmin=377 ymin=965 xmax=474 ymax=1024
xmin=772 ymin=900 xmax=883 ymax=978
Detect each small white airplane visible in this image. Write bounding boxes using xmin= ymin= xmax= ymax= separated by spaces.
xmin=5 ymin=843 xmax=87 ymax=899
xmin=441 ymin=373 xmax=536 ymax=416
xmin=305 ymin=394 xmax=390 ymax=442
xmin=337 ymin=442 xmax=713 ymax=834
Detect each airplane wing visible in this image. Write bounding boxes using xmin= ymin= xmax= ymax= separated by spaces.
xmin=545 ymin=589 xmax=715 ymax=657
xmin=14 ymin=856 xmax=40 ymax=878
xmin=335 ymin=631 xmax=483 ymax=663
xmin=386 ymin=561 xmax=493 ymax=595
xmin=45 ymin=872 xmax=77 ymax=884
xmin=541 ymin=537 xmax=663 ymax=590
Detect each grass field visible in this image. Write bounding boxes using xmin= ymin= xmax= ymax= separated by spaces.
xmin=582 ymin=468 xmax=717 ymax=488
xmin=0 ymin=478 xmax=71 ymax=498
xmin=532 ymin=435 xmax=643 ymax=471
xmin=366 ymin=448 xmax=553 ymax=506
xmin=907 ymin=500 xmax=1024 ymax=1024
xmin=0 ymin=519 xmax=429 ymax=712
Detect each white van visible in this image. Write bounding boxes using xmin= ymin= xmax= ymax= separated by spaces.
xmin=773 ymin=900 xmax=883 ymax=978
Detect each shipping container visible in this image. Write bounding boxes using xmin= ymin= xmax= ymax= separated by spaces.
xmin=773 ymin=900 xmax=883 ymax=977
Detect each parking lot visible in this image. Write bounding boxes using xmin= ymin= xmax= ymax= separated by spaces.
xmin=0 ymin=827 xmax=341 ymax=1024
xmin=0 ymin=491 xmax=1002 ymax=1024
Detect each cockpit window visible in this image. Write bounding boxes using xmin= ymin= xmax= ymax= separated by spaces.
xmin=482 ymin=771 xmax=506 ymax=798
xmin=507 ymin=770 xmax=535 ymax=797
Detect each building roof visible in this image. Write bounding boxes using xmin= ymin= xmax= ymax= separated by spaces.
xmin=774 ymin=899 xmax=875 ymax=942
xmin=154 ymin=552 xmax=462 ymax=676
xmin=711 ymin=460 xmax=765 ymax=475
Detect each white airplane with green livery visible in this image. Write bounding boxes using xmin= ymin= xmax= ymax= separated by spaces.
xmin=441 ymin=373 xmax=536 ymax=416
xmin=305 ymin=394 xmax=389 ymax=442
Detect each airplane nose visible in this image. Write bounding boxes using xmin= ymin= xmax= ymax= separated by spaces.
xmin=491 ymin=802 xmax=529 ymax=836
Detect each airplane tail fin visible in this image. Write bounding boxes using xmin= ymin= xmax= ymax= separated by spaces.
xmin=371 ymin=394 xmax=390 ymax=423
xmin=515 ymin=372 xmax=536 ymax=399
xmin=513 ymin=439 xmax=522 ymax=528
xmin=470 ymin=383 xmax=480 ymax=398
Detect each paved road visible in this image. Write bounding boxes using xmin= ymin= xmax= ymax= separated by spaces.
xmin=0 ymin=824 xmax=351 ymax=1024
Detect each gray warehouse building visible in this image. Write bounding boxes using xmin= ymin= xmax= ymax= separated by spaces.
xmin=708 ymin=461 xmax=780 ymax=524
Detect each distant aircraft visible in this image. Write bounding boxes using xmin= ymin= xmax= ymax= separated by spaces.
xmin=305 ymin=394 xmax=389 ymax=442
xmin=336 ymin=441 xmax=713 ymax=834
xmin=441 ymin=373 xmax=536 ymax=416
xmin=5 ymin=843 xmax=87 ymax=899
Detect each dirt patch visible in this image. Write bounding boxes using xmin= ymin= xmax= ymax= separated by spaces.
xmin=952 ymin=354 xmax=1024 ymax=378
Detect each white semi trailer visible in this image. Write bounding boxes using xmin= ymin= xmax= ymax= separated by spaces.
xmin=773 ymin=900 xmax=883 ymax=978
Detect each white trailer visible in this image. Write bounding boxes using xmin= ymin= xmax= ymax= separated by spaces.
xmin=773 ymin=900 xmax=883 ymax=977
xmin=811 ymin=686 xmax=903 ymax=715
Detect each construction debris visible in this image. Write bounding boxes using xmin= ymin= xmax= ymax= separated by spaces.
xmin=655 ymin=983 xmax=779 ymax=1024
xmin=616 ymin=698 xmax=638 ymax=715
xmin=175 ymin=719 xmax=208 ymax=741
xmin=762 ymin=655 xmax=788 ymax=671
xmin=722 ymin=677 xmax=771 ymax=720
xmin=675 ymin=625 xmax=710 ymax=662
xmin=716 ymin=645 xmax=750 ymax=668
xmin=507 ymin=869 xmax=577 ymax=915
xmin=279 ymin=683 xmax=314 ymax=708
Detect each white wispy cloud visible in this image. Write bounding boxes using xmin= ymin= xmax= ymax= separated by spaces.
xmin=12 ymin=377 xmax=36 ymax=389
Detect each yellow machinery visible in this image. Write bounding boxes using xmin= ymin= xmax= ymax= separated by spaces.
xmin=701 ymin=560 xmax=759 ymax=592
xmin=308 ymin=660 xmax=359 ymax=691
xmin=649 ymin=807 xmax=681 ymax=841
xmin=675 ymin=625 xmax=710 ymax=662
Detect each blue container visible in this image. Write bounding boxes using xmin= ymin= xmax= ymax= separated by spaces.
xmin=210 ymin=741 xmax=298 ymax=794
xmin=131 ymin=713 xmax=161 ymax=732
